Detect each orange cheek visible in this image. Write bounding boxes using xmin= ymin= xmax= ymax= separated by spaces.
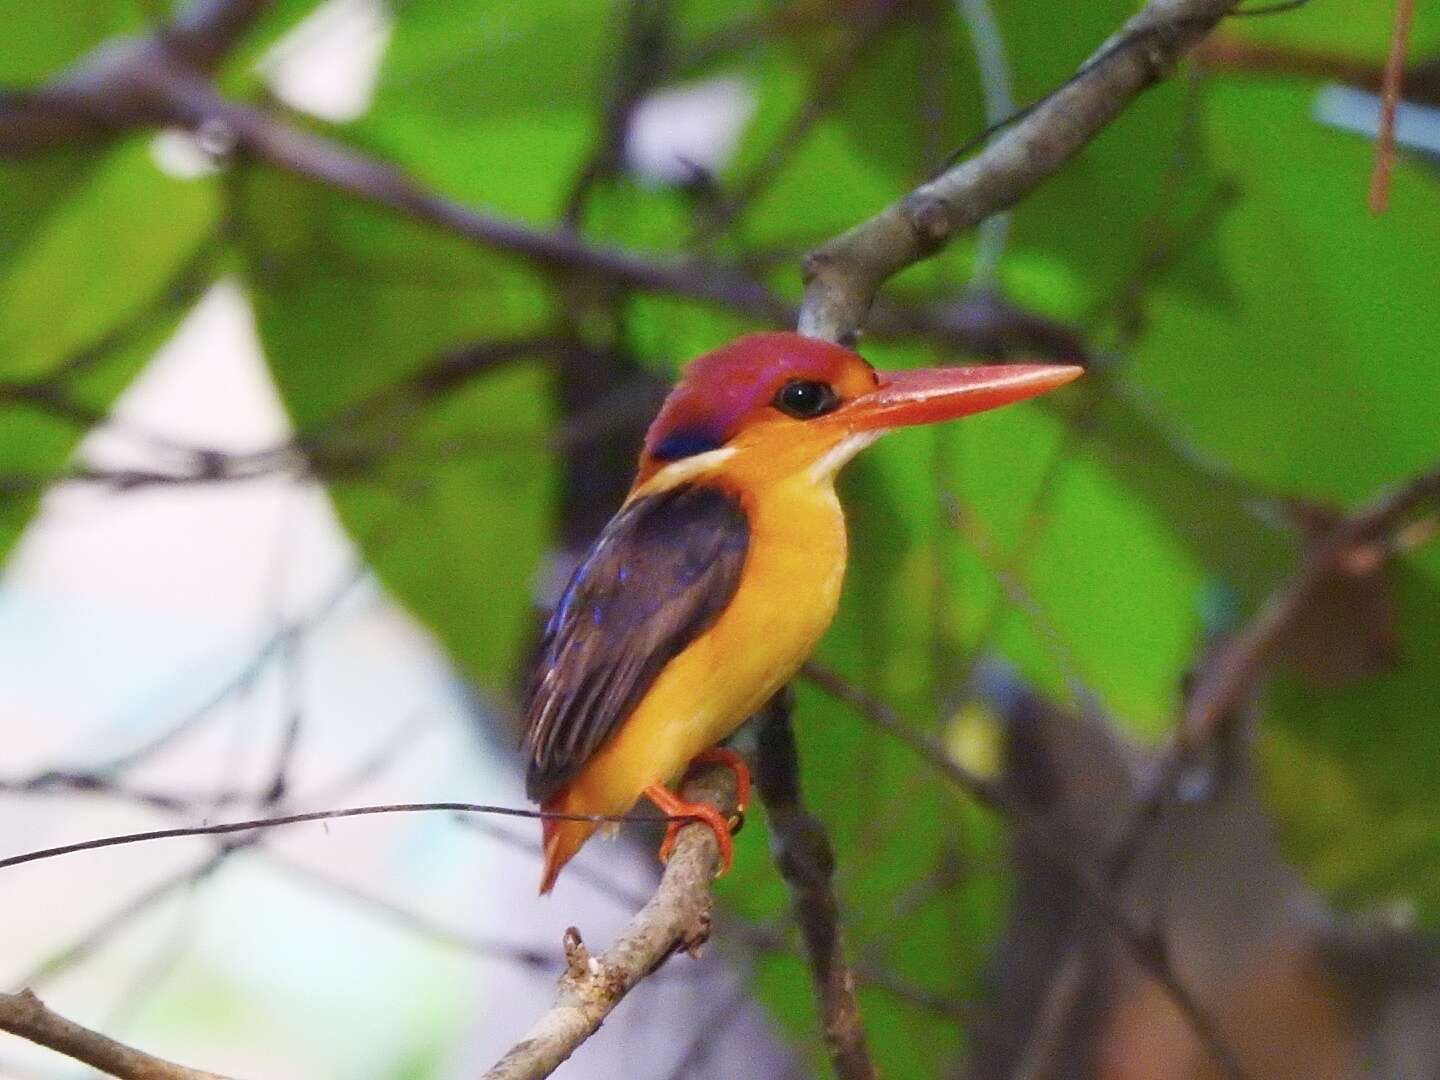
xmin=724 ymin=417 xmax=850 ymax=487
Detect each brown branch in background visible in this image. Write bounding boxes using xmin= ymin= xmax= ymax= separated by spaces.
xmin=161 ymin=0 xmax=274 ymax=73
xmin=1182 ymin=464 xmax=1440 ymax=746
xmin=480 ymin=764 xmax=738 ymax=1080
xmin=0 ymin=989 xmax=231 ymax=1080
xmin=796 ymin=0 xmax=1239 ymax=343
xmin=0 ymin=0 xmax=272 ymax=152
xmin=1369 ymin=0 xmax=1416 ymax=214
xmin=169 ymin=80 xmax=789 ymax=319
xmin=560 ymin=0 xmax=673 ymax=229
xmin=801 ymin=661 xmax=1252 ymax=1080
xmin=0 ymin=14 xmax=787 ymax=320
xmin=754 ymin=692 xmax=878 ymax=1080
xmin=1011 ymin=465 xmax=1440 ymax=1080
xmin=878 ymin=290 xmax=1090 ymax=364
xmin=1194 ymin=35 xmax=1384 ymax=91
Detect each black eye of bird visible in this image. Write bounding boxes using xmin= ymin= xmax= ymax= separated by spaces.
xmin=773 ymin=379 xmax=840 ymax=419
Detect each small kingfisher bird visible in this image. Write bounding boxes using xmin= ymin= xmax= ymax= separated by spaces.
xmin=523 ymin=331 xmax=1080 ymax=893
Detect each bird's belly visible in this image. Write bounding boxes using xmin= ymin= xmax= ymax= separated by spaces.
xmin=570 ymin=481 xmax=847 ymax=808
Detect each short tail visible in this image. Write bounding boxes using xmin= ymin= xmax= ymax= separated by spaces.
xmin=539 ymin=796 xmax=599 ymax=895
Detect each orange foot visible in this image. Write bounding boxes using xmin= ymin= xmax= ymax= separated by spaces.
xmin=643 ymin=748 xmax=751 ymax=877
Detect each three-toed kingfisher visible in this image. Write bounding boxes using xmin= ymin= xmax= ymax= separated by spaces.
xmin=524 ymin=331 xmax=1081 ymax=893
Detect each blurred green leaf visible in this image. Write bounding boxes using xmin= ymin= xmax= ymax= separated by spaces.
xmin=1224 ymin=0 xmax=1440 ymax=62
xmin=0 ymin=138 xmax=220 ymax=382
xmin=0 ymin=305 xmax=186 ymax=559
xmin=0 ymin=0 xmax=140 ymax=84
xmin=237 ymin=166 xmax=554 ymax=688
xmin=0 ymin=136 xmax=217 ymax=563
xmin=371 ymin=0 xmax=615 ymax=120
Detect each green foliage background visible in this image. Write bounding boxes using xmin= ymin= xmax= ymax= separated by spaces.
xmin=2 ymin=1 xmax=1438 ymax=1075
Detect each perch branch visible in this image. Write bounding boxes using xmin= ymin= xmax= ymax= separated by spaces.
xmin=481 ymin=763 xmax=739 ymax=1080
xmin=755 ymin=693 xmax=877 ymax=1080
xmin=796 ymin=0 xmax=1239 ymax=343
xmin=0 ymin=989 xmax=231 ymax=1079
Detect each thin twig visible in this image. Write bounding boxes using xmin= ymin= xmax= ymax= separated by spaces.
xmin=800 ymin=661 xmax=1007 ymax=812
xmin=1368 ymin=0 xmax=1415 ymax=213
xmin=481 ymin=763 xmax=739 ymax=1080
xmin=0 ymin=802 xmax=679 ymax=873
xmin=755 ymin=693 xmax=877 ymax=1080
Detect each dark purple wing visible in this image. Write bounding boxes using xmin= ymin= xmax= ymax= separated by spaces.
xmin=523 ymin=483 xmax=749 ymax=802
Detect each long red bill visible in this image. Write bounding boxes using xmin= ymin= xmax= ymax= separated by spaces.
xmin=845 ymin=363 xmax=1083 ymax=430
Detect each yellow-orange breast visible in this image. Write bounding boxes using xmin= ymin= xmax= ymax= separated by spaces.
xmin=539 ymin=465 xmax=848 ymax=882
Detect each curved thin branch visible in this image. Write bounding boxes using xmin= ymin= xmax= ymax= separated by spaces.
xmin=0 ymin=989 xmax=231 ymax=1080
xmin=797 ymin=0 xmax=1239 ymax=343
xmin=481 ymin=764 xmax=739 ymax=1080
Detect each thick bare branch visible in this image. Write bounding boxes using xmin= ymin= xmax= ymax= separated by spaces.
xmin=0 ymin=989 xmax=231 ymax=1080
xmin=481 ymin=764 xmax=739 ymax=1080
xmin=797 ymin=0 xmax=1239 ymax=343
xmin=755 ymin=694 xmax=877 ymax=1080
